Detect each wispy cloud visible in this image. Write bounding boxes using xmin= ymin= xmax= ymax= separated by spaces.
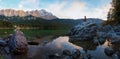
xmin=93 ymin=3 xmax=111 ymax=20
xmin=46 ymin=1 xmax=86 ymax=19
xmin=45 ymin=0 xmax=111 ymax=20
xmin=18 ymin=0 xmax=40 ymax=10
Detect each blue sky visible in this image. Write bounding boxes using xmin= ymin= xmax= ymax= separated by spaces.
xmin=0 ymin=0 xmax=112 ymax=20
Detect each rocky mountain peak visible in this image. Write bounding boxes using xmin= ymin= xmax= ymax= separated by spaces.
xmin=0 ymin=9 xmax=57 ymax=20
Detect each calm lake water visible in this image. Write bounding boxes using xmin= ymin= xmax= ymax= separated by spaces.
xmin=43 ymin=36 xmax=112 ymax=59
xmin=12 ymin=36 xmax=117 ymax=59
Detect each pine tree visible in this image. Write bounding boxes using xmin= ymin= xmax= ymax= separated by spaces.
xmin=109 ymin=0 xmax=120 ymax=24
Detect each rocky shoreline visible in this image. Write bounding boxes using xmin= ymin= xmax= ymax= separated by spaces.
xmin=68 ymin=20 xmax=120 ymax=58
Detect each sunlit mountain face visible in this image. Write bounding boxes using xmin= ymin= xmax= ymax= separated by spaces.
xmin=0 ymin=9 xmax=57 ymax=20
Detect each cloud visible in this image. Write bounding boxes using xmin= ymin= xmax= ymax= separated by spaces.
xmin=19 ymin=4 xmax=23 ymax=8
xmin=81 ymin=3 xmax=111 ymax=20
xmin=46 ymin=1 xmax=86 ymax=19
xmin=93 ymin=3 xmax=111 ymax=20
xmin=45 ymin=0 xmax=111 ymax=20
xmin=18 ymin=0 xmax=39 ymax=10
xmin=17 ymin=0 xmax=111 ymax=20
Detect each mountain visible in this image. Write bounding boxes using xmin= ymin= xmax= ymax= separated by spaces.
xmin=0 ymin=13 xmax=104 ymax=30
xmin=0 ymin=9 xmax=57 ymax=20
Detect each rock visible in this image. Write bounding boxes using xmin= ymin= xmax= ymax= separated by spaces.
xmin=80 ymin=54 xmax=84 ymax=59
xmin=96 ymin=32 xmax=107 ymax=39
xmin=28 ymin=41 xmax=39 ymax=45
xmin=63 ymin=56 xmax=72 ymax=59
xmin=112 ymin=54 xmax=119 ymax=59
xmin=104 ymin=47 xmax=115 ymax=57
xmin=70 ymin=26 xmax=98 ymax=42
xmin=63 ymin=49 xmax=71 ymax=56
xmin=87 ymin=54 xmax=92 ymax=59
xmin=69 ymin=37 xmax=82 ymax=42
xmin=74 ymin=49 xmax=81 ymax=56
xmin=93 ymin=37 xmax=106 ymax=45
xmin=116 ymin=32 xmax=120 ymax=35
xmin=0 ymin=39 xmax=7 ymax=47
xmin=69 ymin=22 xmax=98 ymax=41
xmin=62 ymin=49 xmax=73 ymax=59
xmin=99 ymin=38 xmax=106 ymax=44
xmin=110 ymin=36 xmax=120 ymax=44
xmin=48 ymin=53 xmax=61 ymax=59
xmin=41 ymin=41 xmax=48 ymax=46
xmin=107 ymin=31 xmax=117 ymax=38
xmin=102 ymin=25 xmax=113 ymax=32
xmin=69 ymin=20 xmax=99 ymax=36
xmin=68 ymin=19 xmax=120 ymax=49
xmin=105 ymin=26 xmax=120 ymax=44
xmin=72 ymin=49 xmax=81 ymax=59
xmin=8 ymin=30 xmax=28 ymax=54
xmin=116 ymin=51 xmax=120 ymax=59
xmin=70 ymin=21 xmax=115 ymax=37
xmin=93 ymin=37 xmax=99 ymax=45
xmin=113 ymin=25 xmax=120 ymax=32
xmin=14 ymin=30 xmax=28 ymax=49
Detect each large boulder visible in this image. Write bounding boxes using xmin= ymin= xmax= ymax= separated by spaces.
xmin=69 ymin=20 xmax=103 ymax=42
xmin=68 ymin=20 xmax=120 ymax=48
xmin=68 ymin=20 xmax=100 ymax=36
xmin=14 ymin=30 xmax=28 ymax=49
xmin=8 ymin=30 xmax=28 ymax=54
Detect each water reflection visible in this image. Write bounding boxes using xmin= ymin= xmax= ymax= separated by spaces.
xmin=44 ymin=36 xmax=112 ymax=59
xmin=45 ymin=37 xmax=81 ymax=51
xmin=12 ymin=36 xmax=114 ymax=59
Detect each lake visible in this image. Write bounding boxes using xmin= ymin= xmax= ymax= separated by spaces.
xmin=0 ymin=28 xmax=118 ymax=59
xmin=0 ymin=29 xmax=68 ymax=40
xmin=12 ymin=36 xmax=117 ymax=59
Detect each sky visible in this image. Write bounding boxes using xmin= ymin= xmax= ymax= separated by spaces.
xmin=0 ymin=0 xmax=112 ymax=20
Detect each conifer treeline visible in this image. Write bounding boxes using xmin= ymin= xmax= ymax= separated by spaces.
xmin=107 ymin=0 xmax=120 ymax=24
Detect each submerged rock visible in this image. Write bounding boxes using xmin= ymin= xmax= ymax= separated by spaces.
xmin=72 ymin=49 xmax=81 ymax=59
xmin=87 ymin=54 xmax=92 ymax=59
xmin=63 ymin=49 xmax=71 ymax=56
xmin=104 ymin=47 xmax=115 ymax=57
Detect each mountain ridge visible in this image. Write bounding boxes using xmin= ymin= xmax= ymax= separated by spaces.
xmin=0 ymin=9 xmax=57 ymax=20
